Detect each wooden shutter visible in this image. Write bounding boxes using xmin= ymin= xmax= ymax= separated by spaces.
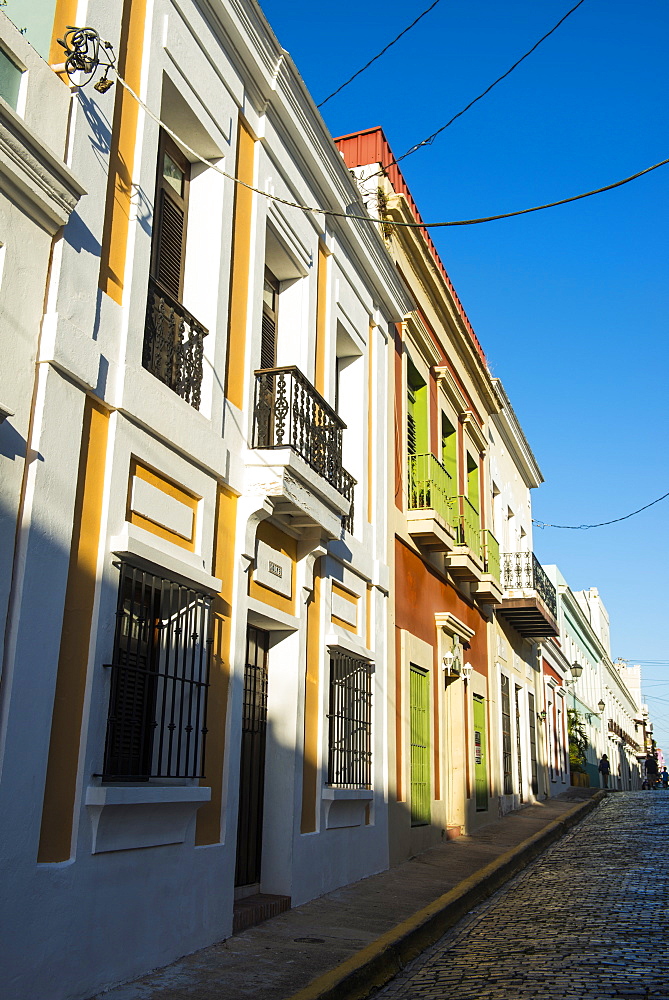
xmin=260 ymin=313 xmax=276 ymax=370
xmin=261 ymin=269 xmax=279 ymax=370
xmin=151 ymin=132 xmax=190 ymax=301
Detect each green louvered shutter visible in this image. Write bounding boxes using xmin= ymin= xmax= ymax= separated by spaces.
xmin=410 ymin=665 xmax=430 ymax=826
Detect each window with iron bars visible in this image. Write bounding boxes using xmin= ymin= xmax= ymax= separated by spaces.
xmin=101 ymin=562 xmax=212 ymax=782
xmin=327 ymin=653 xmax=372 ymax=789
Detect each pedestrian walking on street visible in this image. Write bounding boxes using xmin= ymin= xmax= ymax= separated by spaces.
xmin=661 ymin=767 xmax=669 ymax=789
xmin=645 ymin=753 xmax=659 ymax=789
xmin=598 ymin=753 xmax=611 ymax=788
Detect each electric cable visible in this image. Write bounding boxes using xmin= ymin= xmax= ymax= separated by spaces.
xmin=364 ymin=0 xmax=587 ymax=180
xmin=111 ymin=74 xmax=669 ymax=232
xmin=317 ymin=0 xmax=442 ymax=108
xmin=533 ymin=490 xmax=669 ymax=530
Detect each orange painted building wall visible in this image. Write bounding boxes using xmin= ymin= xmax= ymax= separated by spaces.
xmin=395 ymin=538 xmax=488 ymax=673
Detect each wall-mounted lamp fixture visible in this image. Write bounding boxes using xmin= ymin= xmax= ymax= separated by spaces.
xmin=537 ymin=710 xmax=547 ymax=723
xmin=571 ymin=661 xmax=583 ymax=679
xmin=598 ymin=699 xmax=606 ymax=714
xmin=461 ymin=662 xmax=473 ymax=682
xmin=442 ymin=640 xmax=463 ymax=683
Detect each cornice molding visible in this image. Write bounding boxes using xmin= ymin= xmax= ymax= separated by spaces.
xmin=434 ymin=611 xmax=476 ymax=642
xmin=404 ymin=312 xmax=441 ymax=367
xmin=0 ymin=103 xmax=85 ymax=235
xmin=490 ymin=378 xmax=543 ymax=488
xmin=434 ymin=365 xmax=467 ymax=414
xmin=384 ymin=191 xmax=499 ymax=414
xmin=461 ymin=410 xmax=487 ymax=454
xmin=199 ymin=0 xmax=412 ymax=318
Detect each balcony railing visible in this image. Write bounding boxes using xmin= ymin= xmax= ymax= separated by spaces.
xmin=454 ymin=495 xmax=482 ymax=558
xmin=252 ymin=366 xmax=356 ymax=505
xmin=482 ymin=529 xmax=500 ymax=581
xmin=143 ymin=277 xmax=208 ymax=410
xmin=340 ymin=469 xmax=355 ymax=535
xmin=408 ymin=453 xmax=456 ymax=525
xmin=502 ymin=551 xmax=557 ymax=620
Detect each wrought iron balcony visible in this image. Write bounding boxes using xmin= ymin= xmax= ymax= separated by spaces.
xmin=498 ymin=551 xmax=559 ymax=637
xmin=252 ymin=366 xmax=356 ymax=507
xmin=142 ymin=277 xmax=208 ymax=410
xmin=340 ymin=469 xmax=356 ymax=534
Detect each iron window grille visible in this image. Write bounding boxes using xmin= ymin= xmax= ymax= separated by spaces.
xmin=101 ymin=562 xmax=212 ymax=781
xmin=327 ymin=653 xmax=372 ymax=789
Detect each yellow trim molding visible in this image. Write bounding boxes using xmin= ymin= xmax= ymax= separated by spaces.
xmin=331 ymin=581 xmax=359 ymax=634
xmin=98 ymin=0 xmax=148 ymax=303
xmin=314 ymin=240 xmax=329 ymax=396
xmin=249 ymin=520 xmax=297 ymax=616
xmin=126 ymin=458 xmax=199 ymax=552
xmin=196 ymin=485 xmax=237 ymax=845
xmin=38 ymin=398 xmax=109 ymax=862
xmin=225 ymin=119 xmax=256 ymax=409
xmin=49 ymin=0 xmax=79 ymax=65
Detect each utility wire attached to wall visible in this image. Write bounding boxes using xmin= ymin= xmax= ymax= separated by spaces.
xmin=103 ymin=71 xmax=669 ymax=231
xmin=533 ymin=490 xmax=669 ymax=530
xmin=60 ymin=26 xmax=668 ymax=233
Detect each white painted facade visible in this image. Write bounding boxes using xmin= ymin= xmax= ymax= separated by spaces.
xmin=487 ymin=379 xmax=549 ymax=812
xmin=0 ymin=11 xmax=83 ymax=688
xmin=543 ymin=567 xmax=643 ymax=792
xmin=0 ymin=2 xmax=410 ymax=998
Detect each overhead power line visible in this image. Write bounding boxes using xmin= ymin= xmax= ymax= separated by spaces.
xmin=622 ymin=661 xmax=669 ymax=666
xmin=368 ymin=0 xmax=587 ymax=180
xmin=114 ymin=74 xmax=668 ymax=229
xmin=533 ymin=490 xmax=669 ymax=530
xmin=317 ymin=0 xmax=442 ymax=109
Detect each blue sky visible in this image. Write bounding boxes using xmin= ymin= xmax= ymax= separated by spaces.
xmin=259 ymin=0 xmax=669 ymax=744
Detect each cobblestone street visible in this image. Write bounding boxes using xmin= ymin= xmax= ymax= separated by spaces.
xmin=374 ymin=793 xmax=669 ymax=1000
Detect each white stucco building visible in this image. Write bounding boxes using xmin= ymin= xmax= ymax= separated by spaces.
xmin=488 ymin=379 xmax=558 ymax=811
xmin=0 ymin=2 xmax=410 ymax=998
xmin=542 ymin=569 xmax=643 ymax=791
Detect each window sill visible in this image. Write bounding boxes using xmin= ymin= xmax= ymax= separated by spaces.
xmin=85 ymin=785 xmax=211 ymax=854
xmin=322 ymin=787 xmax=373 ymax=830
xmin=322 ymin=787 xmax=373 ymax=801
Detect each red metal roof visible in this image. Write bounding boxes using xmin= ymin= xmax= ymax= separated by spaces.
xmin=334 ymin=126 xmax=487 ymax=368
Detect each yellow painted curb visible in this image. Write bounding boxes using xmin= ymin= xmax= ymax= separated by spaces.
xmin=285 ymin=793 xmax=606 ymax=1000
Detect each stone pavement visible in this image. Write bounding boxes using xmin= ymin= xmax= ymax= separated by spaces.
xmin=374 ymin=791 xmax=669 ymax=1000
xmin=90 ymin=790 xmax=602 ymax=1000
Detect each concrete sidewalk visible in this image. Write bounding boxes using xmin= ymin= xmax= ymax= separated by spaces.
xmin=92 ymin=789 xmax=605 ymax=1000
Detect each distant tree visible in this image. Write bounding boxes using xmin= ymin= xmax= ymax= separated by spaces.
xmin=568 ymin=708 xmax=588 ymax=773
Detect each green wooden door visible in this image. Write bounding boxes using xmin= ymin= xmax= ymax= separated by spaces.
xmin=410 ymin=665 xmax=430 ymax=826
xmin=473 ymin=695 xmax=488 ymax=811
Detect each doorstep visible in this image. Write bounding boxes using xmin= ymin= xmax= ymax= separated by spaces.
xmin=232 ymin=893 xmax=291 ymax=934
